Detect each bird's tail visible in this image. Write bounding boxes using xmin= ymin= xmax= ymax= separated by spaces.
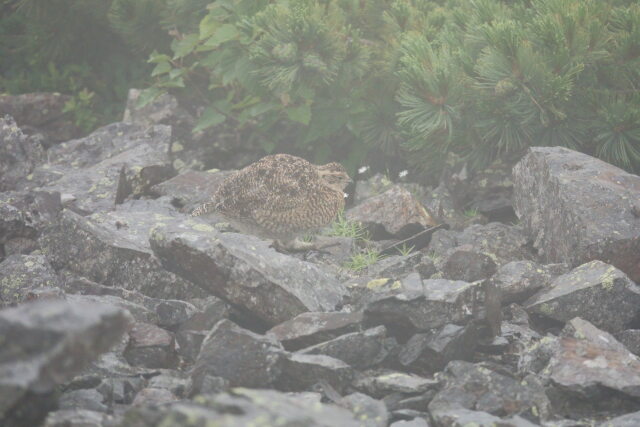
xmin=191 ymin=201 xmax=216 ymax=217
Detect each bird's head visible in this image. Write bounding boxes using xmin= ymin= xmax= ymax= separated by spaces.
xmin=317 ymin=162 xmax=352 ymax=192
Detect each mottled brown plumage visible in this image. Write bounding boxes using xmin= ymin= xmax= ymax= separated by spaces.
xmin=191 ymin=154 xmax=351 ymax=246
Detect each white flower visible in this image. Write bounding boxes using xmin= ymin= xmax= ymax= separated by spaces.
xmin=344 ymin=192 xmax=349 ymax=198
xmin=358 ymin=165 xmax=370 ymax=174
xmin=398 ymin=170 xmax=409 ymax=178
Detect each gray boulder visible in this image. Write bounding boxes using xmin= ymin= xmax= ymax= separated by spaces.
xmin=0 ymin=116 xmax=46 ymax=191
xmin=0 ymin=254 xmax=61 ymax=307
xmin=526 ymin=261 xmax=640 ymax=333
xmin=513 ymin=146 xmax=640 ymax=282
xmin=0 ymin=299 xmax=131 ymax=426
xmin=40 ymin=209 xmax=204 ymax=300
xmin=150 ymin=220 xmax=345 ymax=325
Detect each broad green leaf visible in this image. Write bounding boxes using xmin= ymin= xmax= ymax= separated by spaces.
xmin=136 ymin=87 xmax=163 ymax=109
xmin=172 ymin=34 xmax=200 ymax=59
xmin=201 ymin=24 xmax=239 ymax=49
xmin=286 ymin=104 xmax=311 ymax=125
xmin=193 ymin=107 xmax=226 ymax=133
xmin=148 ymin=51 xmax=171 ymax=64
xmin=151 ymin=62 xmax=171 ymax=77
xmin=199 ymin=14 xmax=220 ymax=40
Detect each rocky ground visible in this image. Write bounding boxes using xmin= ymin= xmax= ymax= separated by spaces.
xmin=1 ymin=91 xmax=640 ymax=427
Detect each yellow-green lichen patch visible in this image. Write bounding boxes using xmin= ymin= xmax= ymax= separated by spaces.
xmin=366 ymin=278 xmax=390 ymax=289
xmin=192 ymin=223 xmax=216 ymax=233
xmin=171 ymin=142 xmax=184 ymax=153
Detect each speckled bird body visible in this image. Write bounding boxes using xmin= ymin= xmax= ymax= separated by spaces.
xmin=191 ymin=154 xmax=351 ymax=241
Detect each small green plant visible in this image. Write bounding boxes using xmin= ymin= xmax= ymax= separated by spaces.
xmin=396 ymin=243 xmax=415 ymax=256
xmin=63 ymin=88 xmax=99 ymax=133
xmin=344 ymin=247 xmax=384 ymax=272
xmin=325 ymin=211 xmax=368 ymax=241
xmin=463 ymin=207 xmax=479 ymax=218
xmin=301 ymin=234 xmax=314 ymax=243
xmin=425 ymin=251 xmax=442 ymax=264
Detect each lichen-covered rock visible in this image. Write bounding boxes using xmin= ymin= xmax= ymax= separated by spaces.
xmin=298 ymin=325 xmax=393 ymax=369
xmin=339 ymin=392 xmax=389 ymax=427
xmin=429 ymin=408 xmax=538 ymax=427
xmin=363 ymin=279 xmax=483 ymax=334
xmin=428 ymin=361 xmax=550 ymax=423
xmin=192 ymin=319 xmax=286 ymax=388
xmin=120 ymin=388 xmax=362 ymax=427
xmin=544 ymin=318 xmax=640 ymax=418
xmin=0 ymin=116 xmax=46 ymax=191
xmin=353 ymin=371 xmax=439 ymax=398
xmin=41 ymin=133 xmax=174 ymax=214
xmin=615 ymin=330 xmax=640 ymax=357
xmin=150 ymin=220 xmax=345 ymax=325
xmin=490 ymin=261 xmax=569 ymax=304
xmin=267 ymin=311 xmax=364 ymax=351
xmin=347 ymin=185 xmax=437 ymax=239
xmin=0 ymin=254 xmax=61 ymax=307
xmin=0 ymin=299 xmax=131 ymax=426
xmin=40 ymin=209 xmax=204 ymax=300
xmin=526 ymin=261 xmax=640 ymax=333
xmin=513 ymin=146 xmax=640 ymax=282
xmin=0 ymin=93 xmax=80 ymax=143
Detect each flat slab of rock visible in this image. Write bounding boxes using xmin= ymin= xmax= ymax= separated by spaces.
xmin=0 ymin=299 xmax=131 ymax=426
xmin=513 ymin=147 xmax=640 ymax=282
xmin=347 ymin=185 xmax=437 ymax=239
xmin=428 ymin=361 xmax=550 ymax=423
xmin=40 ymin=209 xmax=203 ymax=300
xmin=363 ymin=279 xmax=482 ymax=333
xmin=548 ymin=318 xmax=640 ymax=400
xmin=490 ymin=261 xmax=569 ymax=304
xmin=150 ymin=220 xmax=346 ymax=325
xmin=121 ymin=388 xmax=362 ymax=426
xmin=526 ymin=261 xmax=640 ymax=333
xmin=149 ymin=169 xmax=232 ymax=213
xmin=267 ymin=311 xmax=364 ymax=351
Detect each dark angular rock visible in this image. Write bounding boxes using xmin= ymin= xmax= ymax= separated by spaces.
xmin=0 ymin=299 xmax=130 ymax=426
xmin=363 ymin=279 xmax=483 ymax=334
xmin=441 ymin=247 xmax=497 ymax=282
xmin=353 ymin=173 xmax=395 ymax=205
xmin=347 ymin=185 xmax=437 ymax=239
xmin=546 ymin=318 xmax=640 ymax=413
xmin=398 ymin=324 xmax=479 ymax=374
xmin=123 ymin=322 xmax=178 ymax=369
xmin=346 ymin=273 xmax=424 ymax=310
xmin=120 ymin=388 xmax=362 ymax=427
xmin=150 ymin=221 xmax=345 ymax=325
xmin=491 ymin=261 xmax=569 ymax=304
xmin=43 ymin=409 xmax=111 ymax=427
xmin=41 ymin=136 xmax=174 ymax=215
xmin=366 ymin=252 xmax=424 ymax=279
xmin=428 ymin=361 xmax=550 ymax=423
xmin=149 ymin=169 xmax=233 ymax=213
xmin=277 ymin=353 xmax=354 ymax=394
xmin=513 ymin=146 xmax=640 ymax=282
xmin=3 ymin=237 xmax=39 ymax=257
xmin=0 ymin=93 xmax=80 ymax=143
xmin=0 ymin=254 xmax=61 ymax=307
xmin=40 ymin=209 xmax=204 ymax=300
xmin=65 ymin=293 xmax=157 ymax=324
xmin=615 ymin=330 xmax=640 ymax=356
xmin=526 ymin=261 xmax=640 ymax=333
xmin=192 ymin=319 xmax=286 ymax=388
xmin=175 ymin=330 xmax=207 ymax=364
xmin=58 ymin=388 xmax=109 ymax=413
xmin=455 ymin=223 xmax=534 ymax=266
xmin=187 ymin=373 xmax=229 ymax=397
xmin=0 ymin=116 xmax=46 ymax=191
xmin=298 ymin=325 xmax=393 ymax=369
xmin=267 ymin=311 xmax=364 ymax=351
xmin=340 ymin=392 xmax=389 ymax=427
xmin=421 ymin=183 xmax=472 ymax=231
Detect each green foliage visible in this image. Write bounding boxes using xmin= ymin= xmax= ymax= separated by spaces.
xmin=344 ymin=247 xmax=384 ymax=272
xmin=62 ymin=88 xmax=99 ymax=133
xmin=396 ymin=243 xmax=415 ymax=256
xmin=325 ymin=211 xmax=369 ymax=240
xmin=142 ymin=0 xmax=640 ymax=174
